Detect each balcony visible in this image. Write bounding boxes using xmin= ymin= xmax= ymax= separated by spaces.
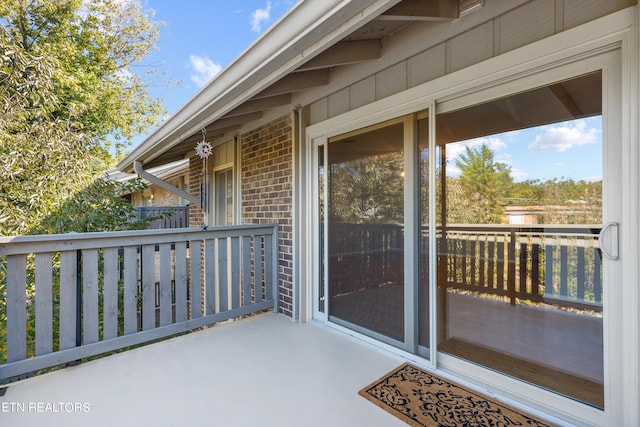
xmin=0 ymin=313 xmax=407 ymax=426
xmin=0 ymin=224 xmax=280 ymax=380
xmin=0 ymin=223 xmax=604 ymax=423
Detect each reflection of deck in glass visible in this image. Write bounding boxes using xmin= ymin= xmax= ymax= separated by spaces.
xmin=328 ymin=222 xmax=604 ymax=408
xmin=441 ymin=292 xmax=603 ymax=409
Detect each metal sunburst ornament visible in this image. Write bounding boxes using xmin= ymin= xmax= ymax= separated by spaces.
xmin=196 ymin=129 xmax=212 ymax=226
xmin=195 ymin=139 xmax=212 ymax=160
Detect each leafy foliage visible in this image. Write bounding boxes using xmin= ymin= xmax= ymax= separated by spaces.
xmin=33 ymin=176 xmax=159 ymax=234
xmin=0 ymin=0 xmax=164 ymax=236
xmin=0 ymin=0 xmax=166 ymax=368
xmin=453 ymin=144 xmax=513 ymax=224
xmin=329 ymin=153 xmax=404 ymax=224
xmin=445 ymin=144 xmax=602 ymax=225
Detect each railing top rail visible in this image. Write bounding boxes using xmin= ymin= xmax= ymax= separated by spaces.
xmin=137 ymin=205 xmax=189 ymax=209
xmin=0 ymin=223 xmax=279 ymax=256
xmin=434 ymin=224 xmax=602 ymax=235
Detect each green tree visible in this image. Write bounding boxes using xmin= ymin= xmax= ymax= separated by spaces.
xmin=454 ymin=144 xmax=512 ymax=223
xmin=0 ymin=0 xmax=164 ymax=236
xmin=329 ymin=153 xmax=404 ymax=224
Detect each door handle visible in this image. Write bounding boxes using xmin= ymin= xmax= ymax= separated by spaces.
xmin=599 ymin=221 xmax=620 ymax=260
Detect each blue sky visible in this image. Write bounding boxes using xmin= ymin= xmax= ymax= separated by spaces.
xmin=133 ymin=2 xmax=602 ymax=183
xmin=446 ymin=117 xmax=603 ymax=183
xmin=138 ymin=0 xmax=296 ymax=116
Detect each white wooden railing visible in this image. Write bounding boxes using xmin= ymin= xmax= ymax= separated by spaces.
xmin=0 ymin=224 xmax=278 ymax=381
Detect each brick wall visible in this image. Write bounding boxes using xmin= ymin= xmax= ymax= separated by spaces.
xmin=150 ymin=176 xmax=184 ymax=206
xmin=241 ymin=115 xmax=294 ymax=317
xmin=188 ymin=156 xmax=206 ymax=228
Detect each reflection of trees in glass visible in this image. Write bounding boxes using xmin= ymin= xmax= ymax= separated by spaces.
xmin=511 ymin=178 xmax=602 ymax=224
xmin=452 ymin=144 xmax=512 ymax=224
xmin=445 ymin=143 xmax=602 ymax=225
xmin=330 ymin=153 xmax=404 ymax=224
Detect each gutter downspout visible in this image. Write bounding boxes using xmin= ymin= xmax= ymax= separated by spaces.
xmin=134 ymin=161 xmax=200 ymax=206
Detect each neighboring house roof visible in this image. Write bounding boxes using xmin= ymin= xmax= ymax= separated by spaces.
xmin=117 ymin=0 xmax=473 ymax=172
xmin=105 ymin=159 xmax=189 ymax=184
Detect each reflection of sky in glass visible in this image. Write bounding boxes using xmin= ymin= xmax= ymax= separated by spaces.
xmin=445 ymin=116 xmax=602 ymax=182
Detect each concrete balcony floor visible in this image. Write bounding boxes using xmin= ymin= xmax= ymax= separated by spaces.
xmin=1 ymin=313 xmax=407 ymax=427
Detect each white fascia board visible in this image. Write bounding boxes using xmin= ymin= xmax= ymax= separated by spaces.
xmin=118 ymin=0 xmax=400 ymax=172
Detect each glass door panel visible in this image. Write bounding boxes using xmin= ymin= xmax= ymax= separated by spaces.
xmin=327 ymin=122 xmax=405 ymax=343
xmin=214 ymin=169 xmax=233 ymax=225
xmin=435 ymin=71 xmax=605 ymax=408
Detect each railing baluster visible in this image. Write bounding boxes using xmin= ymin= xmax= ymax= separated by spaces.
xmin=242 ymin=236 xmax=252 ymax=306
xmin=254 ymin=236 xmax=264 ymax=303
xmin=265 ymin=231 xmax=277 ymax=312
xmin=59 ymin=251 xmax=78 ymax=350
xmin=190 ymin=240 xmax=203 ymax=319
xmin=141 ymin=245 xmax=156 ymax=331
xmin=230 ymin=237 xmax=240 ymax=309
xmin=35 ymin=252 xmax=53 ymax=356
xmin=461 ymin=238 xmax=468 ymax=286
xmin=218 ymin=238 xmax=229 ymax=312
xmin=123 ymin=246 xmax=138 ymax=335
xmin=174 ymin=242 xmax=188 ymax=322
xmin=496 ymin=237 xmax=505 ymax=291
xmin=487 ymin=239 xmax=495 ymax=290
xmin=531 ymin=241 xmax=540 ymax=296
xmin=519 ymin=239 xmax=528 ymax=294
xmin=6 ymin=255 xmax=27 ymax=363
xmin=83 ymin=249 xmax=100 ymax=344
xmin=205 ymin=239 xmax=216 ymax=314
xmin=560 ymin=241 xmax=569 ymax=298
xmin=469 ymin=238 xmax=476 ymax=287
xmin=159 ymin=243 xmax=172 ymax=326
xmin=103 ymin=248 xmax=119 ymax=340
xmin=507 ymin=230 xmax=516 ymax=305
xmin=479 ymin=239 xmax=485 ymax=291
xmin=545 ymin=238 xmax=554 ymax=296
xmin=594 ymin=247 xmax=602 ymax=303
xmin=577 ymin=239 xmax=586 ymax=301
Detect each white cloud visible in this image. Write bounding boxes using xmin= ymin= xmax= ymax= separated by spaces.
xmin=509 ymin=166 xmax=529 ymax=180
xmin=528 ymin=119 xmax=599 ymax=152
xmin=189 ymin=55 xmax=222 ymax=87
xmin=251 ymin=1 xmax=272 ymax=32
xmin=446 ymin=136 xmax=506 ymax=161
xmin=444 ymin=136 xmax=506 ymax=177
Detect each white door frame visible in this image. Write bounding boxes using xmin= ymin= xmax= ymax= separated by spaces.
xmin=301 ymin=8 xmax=638 ymax=426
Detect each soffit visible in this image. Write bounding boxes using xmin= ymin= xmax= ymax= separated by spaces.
xmin=125 ymin=0 xmax=478 ymax=171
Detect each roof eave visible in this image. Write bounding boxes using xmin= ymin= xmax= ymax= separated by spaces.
xmin=118 ymin=0 xmax=400 ymax=173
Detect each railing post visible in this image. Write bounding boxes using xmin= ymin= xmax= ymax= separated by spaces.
xmin=76 ymin=249 xmax=82 ymax=348
xmin=507 ymin=229 xmax=517 ymax=305
xmin=272 ymin=224 xmax=279 ymax=314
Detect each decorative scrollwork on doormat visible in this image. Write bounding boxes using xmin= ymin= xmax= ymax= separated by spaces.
xmin=359 ymin=363 xmax=556 ymax=427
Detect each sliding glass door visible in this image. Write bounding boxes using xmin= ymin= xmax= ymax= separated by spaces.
xmin=326 ymin=120 xmax=405 ymax=344
xmin=315 ymin=49 xmax=622 ymax=416
xmin=435 ymin=71 xmax=607 ymax=408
